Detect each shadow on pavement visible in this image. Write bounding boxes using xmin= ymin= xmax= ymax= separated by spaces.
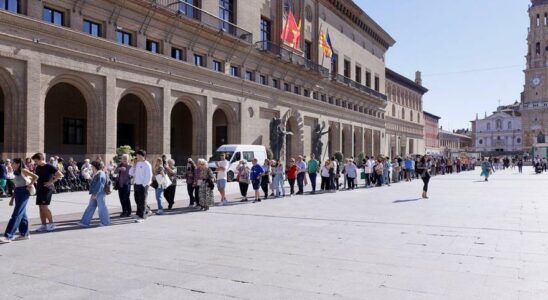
xmin=393 ymin=198 xmax=422 ymax=203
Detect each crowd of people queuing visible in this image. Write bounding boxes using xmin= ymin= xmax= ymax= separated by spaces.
xmin=0 ymin=149 xmax=485 ymax=244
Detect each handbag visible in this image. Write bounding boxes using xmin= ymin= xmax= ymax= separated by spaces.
xmin=162 ymin=174 xmax=172 ymax=189
xmin=104 ymin=176 xmax=113 ymax=195
xmin=23 ymin=176 xmax=36 ymax=196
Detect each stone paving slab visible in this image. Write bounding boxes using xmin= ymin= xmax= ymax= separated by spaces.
xmin=0 ymin=167 xmax=548 ymax=299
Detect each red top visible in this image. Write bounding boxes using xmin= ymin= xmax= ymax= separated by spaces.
xmin=285 ymin=165 xmax=298 ymax=180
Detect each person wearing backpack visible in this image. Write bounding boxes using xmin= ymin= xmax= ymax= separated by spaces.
xmin=79 ymin=161 xmax=111 ymax=227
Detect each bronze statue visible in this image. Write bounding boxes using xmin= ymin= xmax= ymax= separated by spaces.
xmin=312 ymin=121 xmax=329 ymax=158
xmin=270 ymin=117 xmax=293 ymax=160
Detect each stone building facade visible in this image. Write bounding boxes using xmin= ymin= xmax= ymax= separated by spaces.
xmin=471 ymin=103 xmax=523 ymax=154
xmin=439 ymin=129 xmax=472 ymax=157
xmin=385 ymin=68 xmax=427 ymax=157
xmin=521 ymin=0 xmax=548 ymax=151
xmin=423 ymin=111 xmax=441 ymax=155
xmin=0 ymin=0 xmax=422 ymax=163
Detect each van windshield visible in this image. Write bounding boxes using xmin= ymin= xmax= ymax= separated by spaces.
xmin=210 ymin=151 xmax=235 ymax=162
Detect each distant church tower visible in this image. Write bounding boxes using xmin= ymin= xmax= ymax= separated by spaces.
xmin=522 ymin=0 xmax=548 ymax=150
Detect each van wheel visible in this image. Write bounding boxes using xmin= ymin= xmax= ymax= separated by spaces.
xmin=227 ymin=171 xmax=235 ymax=182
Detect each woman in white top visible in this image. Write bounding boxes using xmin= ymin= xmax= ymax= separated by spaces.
xmin=321 ymin=160 xmax=331 ymax=191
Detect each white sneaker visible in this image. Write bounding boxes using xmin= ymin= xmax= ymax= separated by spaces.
xmin=13 ymin=235 xmax=29 ymax=241
xmin=46 ymin=223 xmax=56 ymax=232
xmin=0 ymin=237 xmax=11 ymax=244
xmin=77 ymin=222 xmax=89 ymax=227
xmin=36 ymin=225 xmax=47 ymax=232
xmin=156 ymin=209 xmax=164 ymax=215
xmin=135 ymin=218 xmax=144 ymax=223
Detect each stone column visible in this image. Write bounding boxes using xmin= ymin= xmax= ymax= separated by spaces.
xmin=26 ymin=58 xmax=43 ymax=157
xmin=205 ymin=95 xmax=214 ymax=159
xmin=162 ymin=84 xmax=171 ymax=159
xmin=103 ymin=73 xmax=117 ymax=162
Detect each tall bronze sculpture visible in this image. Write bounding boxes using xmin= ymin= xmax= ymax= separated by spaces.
xmin=312 ymin=121 xmax=329 ymax=159
xmin=270 ymin=117 xmax=293 ymax=160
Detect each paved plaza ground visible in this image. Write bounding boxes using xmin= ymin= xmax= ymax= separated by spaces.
xmin=0 ymin=167 xmax=547 ymax=299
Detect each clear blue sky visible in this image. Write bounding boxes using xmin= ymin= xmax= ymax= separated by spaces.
xmin=356 ymin=0 xmax=529 ymax=130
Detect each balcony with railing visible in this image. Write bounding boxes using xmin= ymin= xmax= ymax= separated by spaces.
xmin=333 ymin=74 xmax=387 ymax=101
xmin=255 ymin=41 xmax=330 ymax=78
xmin=155 ymin=0 xmax=252 ymax=43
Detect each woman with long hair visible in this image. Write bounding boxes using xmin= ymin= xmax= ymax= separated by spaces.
xmin=79 ymin=161 xmax=111 ymax=227
xmin=0 ymin=158 xmax=38 ymax=243
xmin=417 ymin=156 xmax=431 ymax=199
xmin=152 ymin=157 xmax=166 ymax=215
xmin=164 ymin=159 xmax=177 ymax=210
xmin=273 ymin=159 xmax=285 ymax=197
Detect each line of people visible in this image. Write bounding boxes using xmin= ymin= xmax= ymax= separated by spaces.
xmin=0 ymin=150 xmax=476 ymax=244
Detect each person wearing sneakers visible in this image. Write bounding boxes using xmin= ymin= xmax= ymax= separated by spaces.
xmin=32 ymin=153 xmax=63 ymax=232
xmin=129 ymin=150 xmax=153 ymax=223
xmin=250 ymin=159 xmax=264 ymax=203
xmin=0 ymin=158 xmax=38 ymax=244
xmin=216 ymin=154 xmax=229 ymax=205
xmin=79 ymin=161 xmax=111 ymax=227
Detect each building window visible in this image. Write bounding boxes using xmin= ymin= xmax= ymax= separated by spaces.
xmin=537 ymin=14 xmax=540 ymax=27
xmin=328 ymin=96 xmax=334 ymax=104
xmin=508 ymin=121 xmax=512 ymax=129
xmin=417 ymin=113 xmax=420 ymax=123
xmin=374 ymin=76 xmax=380 ymax=91
xmin=146 ymin=40 xmax=160 ymax=53
xmin=179 ymin=0 xmax=199 ymax=19
xmin=401 ymin=108 xmax=405 ymax=120
xmin=410 ymin=111 xmax=413 ymax=121
xmin=312 ymin=91 xmax=319 ymax=100
xmin=304 ymin=41 xmax=312 ymax=60
xmin=517 ymin=138 xmax=521 ymax=143
xmin=116 ymin=30 xmax=132 ymax=46
xmin=284 ymin=83 xmax=290 ymax=92
xmin=1 ymin=0 xmax=20 ymax=13
xmin=355 ymin=66 xmax=362 ymax=83
xmin=83 ymin=20 xmax=102 ymax=37
xmin=392 ymin=104 xmax=396 ymax=116
xmin=365 ymin=71 xmax=371 ymax=87
xmin=63 ymin=118 xmax=85 ymax=145
xmin=213 ymin=60 xmax=223 ymax=72
xmin=294 ymin=86 xmax=300 ymax=95
xmin=230 ymin=66 xmax=240 ymax=77
xmin=43 ymin=7 xmax=65 ymax=26
xmin=343 ymin=60 xmax=351 ymax=78
xmin=272 ymin=78 xmax=279 ymax=89
xmin=245 ymin=71 xmax=254 ymax=81
xmin=219 ymin=0 xmax=234 ymax=32
xmin=321 ymin=94 xmax=326 ymax=102
xmin=260 ymin=17 xmax=271 ymax=42
xmin=171 ymin=47 xmax=185 ymax=61
xmin=479 ymin=139 xmax=483 ymax=145
xmin=193 ymin=54 xmax=205 ymax=67
xmin=304 ymin=89 xmax=310 ymax=97
xmin=496 ymin=119 xmax=502 ymax=130
xmin=259 ymin=75 xmax=267 ymax=85
xmin=487 ymin=122 xmax=491 ymax=130
xmin=536 ymin=42 xmax=541 ymax=55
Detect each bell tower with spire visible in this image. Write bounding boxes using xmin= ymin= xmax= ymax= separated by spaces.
xmin=522 ymin=0 xmax=548 ymax=150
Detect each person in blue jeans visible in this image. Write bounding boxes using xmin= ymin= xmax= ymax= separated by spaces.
xmin=79 ymin=161 xmax=111 ymax=227
xmin=0 ymin=158 xmax=38 ymax=244
xmin=152 ymin=157 xmax=166 ymax=215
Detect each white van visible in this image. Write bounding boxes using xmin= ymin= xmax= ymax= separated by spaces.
xmin=208 ymin=145 xmax=267 ymax=181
